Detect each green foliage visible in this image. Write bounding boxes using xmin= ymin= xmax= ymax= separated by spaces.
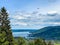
xmin=0 ymin=31 xmax=6 ymax=42
xmin=43 ymin=40 xmax=47 ymax=45
xmin=2 ymin=41 xmax=9 ymax=45
xmin=0 ymin=7 xmax=14 ymax=45
xmin=34 ymin=38 xmax=44 ymax=45
xmin=28 ymin=40 xmax=34 ymax=45
xmin=17 ymin=37 xmax=27 ymax=45
xmin=48 ymin=41 xmax=53 ymax=45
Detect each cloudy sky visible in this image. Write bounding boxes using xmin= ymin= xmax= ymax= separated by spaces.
xmin=0 ymin=0 xmax=60 ymax=29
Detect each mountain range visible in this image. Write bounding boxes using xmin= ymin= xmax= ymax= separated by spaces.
xmin=29 ymin=26 xmax=60 ymax=40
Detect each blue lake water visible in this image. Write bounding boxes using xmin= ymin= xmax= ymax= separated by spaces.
xmin=12 ymin=29 xmax=37 ymax=38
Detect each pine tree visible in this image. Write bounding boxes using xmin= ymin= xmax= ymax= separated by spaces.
xmin=0 ymin=7 xmax=14 ymax=45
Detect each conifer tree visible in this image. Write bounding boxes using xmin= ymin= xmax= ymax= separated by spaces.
xmin=0 ymin=7 xmax=14 ymax=45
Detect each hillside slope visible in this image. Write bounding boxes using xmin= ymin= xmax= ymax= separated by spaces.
xmin=29 ymin=26 xmax=60 ymax=40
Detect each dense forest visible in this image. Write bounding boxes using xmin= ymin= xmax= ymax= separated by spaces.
xmin=0 ymin=7 xmax=58 ymax=45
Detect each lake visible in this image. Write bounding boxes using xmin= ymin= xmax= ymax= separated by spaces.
xmin=12 ymin=29 xmax=37 ymax=38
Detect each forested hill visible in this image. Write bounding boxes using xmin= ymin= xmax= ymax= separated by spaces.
xmin=29 ymin=26 xmax=60 ymax=40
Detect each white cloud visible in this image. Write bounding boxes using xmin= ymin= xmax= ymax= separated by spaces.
xmin=47 ymin=11 xmax=57 ymax=14
xmin=13 ymin=15 xmax=26 ymax=19
xmin=10 ymin=10 xmax=60 ymax=29
xmin=48 ymin=22 xmax=60 ymax=25
xmin=16 ymin=22 xmax=28 ymax=26
xmin=11 ymin=21 xmax=28 ymax=26
xmin=23 ymin=13 xmax=31 ymax=17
